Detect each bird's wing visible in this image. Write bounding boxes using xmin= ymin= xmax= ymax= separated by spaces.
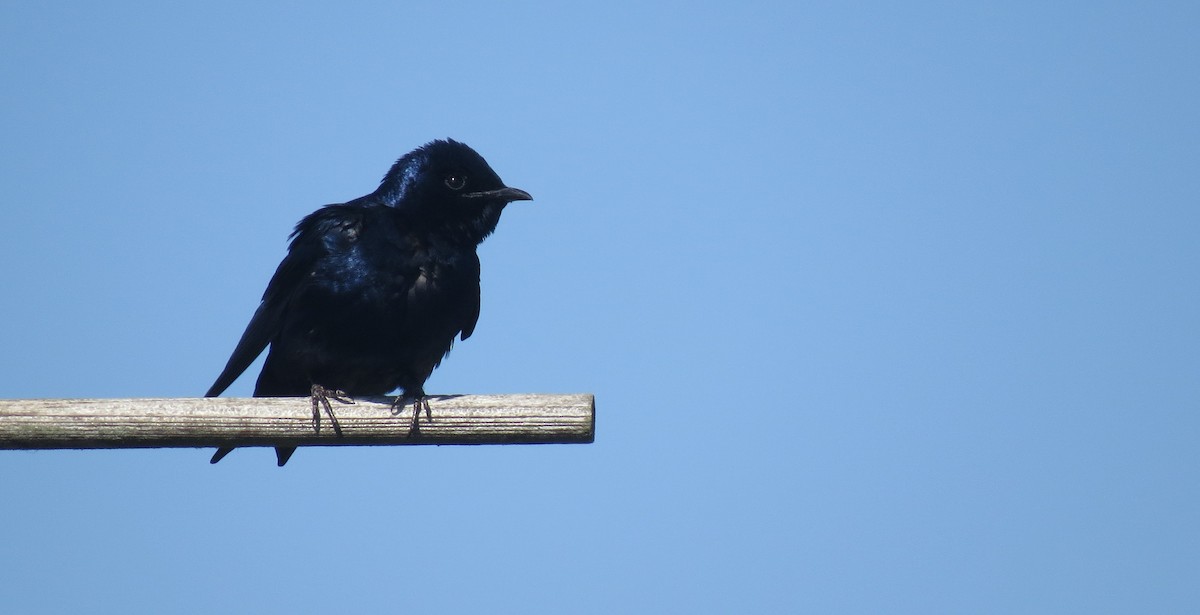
xmin=205 ymin=205 xmax=364 ymax=397
xmin=459 ymin=254 xmax=482 ymax=341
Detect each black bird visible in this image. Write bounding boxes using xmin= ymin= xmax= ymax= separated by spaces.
xmin=206 ymin=139 xmax=532 ymax=466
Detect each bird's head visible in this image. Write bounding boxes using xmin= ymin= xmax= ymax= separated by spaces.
xmin=376 ymin=139 xmax=532 ymax=242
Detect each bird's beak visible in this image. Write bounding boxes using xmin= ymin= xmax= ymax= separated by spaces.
xmin=463 ymin=186 xmax=533 ymax=203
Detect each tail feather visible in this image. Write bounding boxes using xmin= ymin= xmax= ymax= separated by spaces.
xmin=210 ymin=447 xmax=234 ymax=464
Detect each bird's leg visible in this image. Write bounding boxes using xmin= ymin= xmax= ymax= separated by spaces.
xmin=389 ymin=389 xmax=432 ymax=437
xmin=310 ymin=384 xmax=352 ymax=437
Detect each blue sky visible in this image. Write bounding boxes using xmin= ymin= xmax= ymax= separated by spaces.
xmin=2 ymin=2 xmax=1197 ymax=612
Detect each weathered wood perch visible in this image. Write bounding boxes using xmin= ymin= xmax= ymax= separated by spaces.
xmin=0 ymin=394 xmax=594 ymax=451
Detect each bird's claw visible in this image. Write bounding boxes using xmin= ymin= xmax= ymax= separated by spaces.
xmin=390 ymin=393 xmax=432 ymax=437
xmin=310 ymin=384 xmax=352 ymax=437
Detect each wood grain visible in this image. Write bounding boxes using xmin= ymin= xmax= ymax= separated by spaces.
xmin=0 ymin=394 xmax=595 ymax=450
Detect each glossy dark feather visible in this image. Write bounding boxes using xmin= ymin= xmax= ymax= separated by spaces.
xmin=206 ymin=139 xmax=531 ymax=465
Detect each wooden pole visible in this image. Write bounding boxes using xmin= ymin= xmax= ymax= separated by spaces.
xmin=0 ymin=394 xmax=594 ymax=451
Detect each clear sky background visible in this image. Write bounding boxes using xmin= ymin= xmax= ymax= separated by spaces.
xmin=1 ymin=2 xmax=1197 ymax=613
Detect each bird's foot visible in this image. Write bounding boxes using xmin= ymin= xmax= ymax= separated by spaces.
xmin=311 ymin=384 xmax=352 ymax=437
xmin=389 ymin=391 xmax=432 ymax=437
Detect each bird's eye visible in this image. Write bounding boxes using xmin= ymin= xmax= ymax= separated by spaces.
xmin=445 ymin=174 xmax=467 ymax=190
